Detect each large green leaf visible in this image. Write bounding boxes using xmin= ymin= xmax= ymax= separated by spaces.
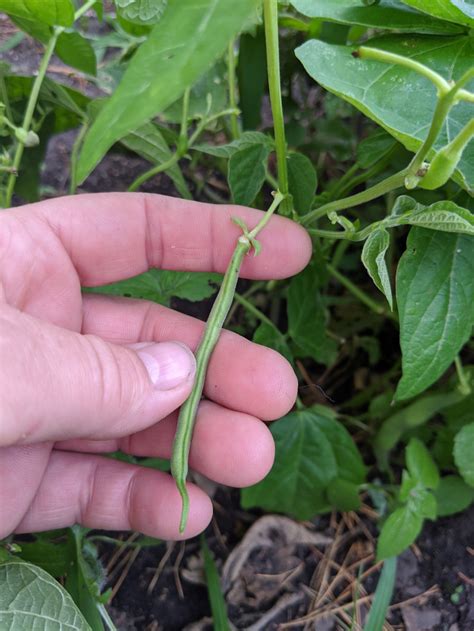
xmin=56 ymin=32 xmax=97 ymax=76
xmin=121 ymin=122 xmax=191 ymax=198
xmin=290 ymin=0 xmax=463 ymax=33
xmin=241 ymin=407 xmax=366 ymax=520
xmin=0 ymin=0 xmax=75 ymax=25
xmin=194 ymin=131 xmax=273 ymax=159
xmin=400 ymin=0 xmax=474 ymax=27
xmin=77 ymin=0 xmax=259 ymax=183
xmin=85 ymin=269 xmax=221 ymax=306
xmin=395 ymin=228 xmax=474 ymax=400
xmin=388 ymin=195 xmax=474 ymax=235
xmin=295 ymin=36 xmax=474 ymax=192
xmin=0 ymin=561 xmax=90 ymax=630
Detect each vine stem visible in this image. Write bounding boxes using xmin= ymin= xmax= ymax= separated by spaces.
xmin=227 ymin=40 xmax=239 ymax=139
xmin=4 ymin=0 xmax=97 ymax=207
xmin=301 ymin=170 xmax=406 ymax=227
xmin=454 ymin=356 xmax=471 ymax=396
xmin=263 ymin=0 xmax=288 ymax=198
xmin=326 ymin=262 xmax=397 ymax=322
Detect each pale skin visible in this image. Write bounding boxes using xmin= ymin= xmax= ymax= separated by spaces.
xmin=0 ymin=192 xmax=312 ymax=541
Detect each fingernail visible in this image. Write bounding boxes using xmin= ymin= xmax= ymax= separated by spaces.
xmin=137 ymin=342 xmax=195 ymax=391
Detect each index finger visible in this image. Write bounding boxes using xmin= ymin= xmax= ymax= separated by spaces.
xmin=17 ymin=193 xmax=312 ymax=286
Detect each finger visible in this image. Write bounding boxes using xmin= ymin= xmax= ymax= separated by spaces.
xmin=10 ymin=193 xmax=311 ymax=285
xmin=14 ymin=452 xmax=212 ymax=540
xmin=57 ymin=401 xmax=275 ymax=488
xmin=0 ymin=444 xmax=52 ymax=539
xmin=82 ymin=294 xmax=298 ymax=420
xmin=0 ymin=303 xmax=196 ymax=446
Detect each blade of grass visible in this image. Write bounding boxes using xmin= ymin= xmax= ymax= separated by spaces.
xmin=201 ymin=535 xmax=230 ymax=631
xmin=364 ymin=557 xmax=397 ymax=631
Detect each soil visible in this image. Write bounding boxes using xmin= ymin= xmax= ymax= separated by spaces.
xmin=2 ymin=21 xmax=473 ymax=631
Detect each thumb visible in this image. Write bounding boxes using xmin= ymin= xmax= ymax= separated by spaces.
xmin=0 ymin=305 xmax=196 ymax=446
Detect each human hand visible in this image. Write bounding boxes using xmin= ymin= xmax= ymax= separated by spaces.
xmin=0 ymin=193 xmax=311 ymax=540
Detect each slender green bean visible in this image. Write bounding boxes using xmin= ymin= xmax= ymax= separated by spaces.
xmin=171 ymin=192 xmax=284 ymax=533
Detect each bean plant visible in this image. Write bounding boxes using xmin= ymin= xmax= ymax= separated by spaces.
xmin=0 ymin=0 xmax=473 ymax=628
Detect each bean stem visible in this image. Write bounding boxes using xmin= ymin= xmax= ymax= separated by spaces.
xmin=171 ymin=192 xmax=284 ymax=533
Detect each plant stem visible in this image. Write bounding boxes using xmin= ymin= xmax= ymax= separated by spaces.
xmin=74 ymin=0 xmax=97 ymax=21
xmin=301 ymin=170 xmax=406 ymax=226
xmin=227 ymin=40 xmax=239 ymax=140
xmin=263 ymin=0 xmax=288 ymax=197
xmin=327 ymin=262 xmax=397 ymax=321
xmin=454 ymin=356 xmax=471 ymax=396
xmin=356 ymin=46 xmax=450 ymax=95
xmin=248 ymin=190 xmax=284 ymax=237
xmin=233 ymin=292 xmax=277 ymax=330
xmin=128 ymin=153 xmax=180 ymax=192
xmin=4 ymin=31 xmax=58 ymax=207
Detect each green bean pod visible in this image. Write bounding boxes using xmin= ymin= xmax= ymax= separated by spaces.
xmin=171 ymin=235 xmax=251 ymax=533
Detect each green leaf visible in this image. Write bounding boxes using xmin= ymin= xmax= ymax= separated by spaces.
xmin=0 ymin=0 xmax=75 ymax=25
xmin=435 ymin=475 xmax=474 ymax=516
xmin=121 ymin=122 xmax=191 ymax=198
xmin=364 ymin=557 xmax=397 ymax=631
xmin=295 ymin=36 xmax=474 ymax=192
xmin=389 ymin=195 xmax=474 ymax=235
xmin=377 ymin=505 xmax=423 ymax=559
xmin=406 ymin=438 xmax=440 ymax=489
xmin=253 ymin=321 xmax=293 ymax=364
xmin=241 ymin=407 xmax=366 ymax=520
xmin=17 ymin=535 xmax=73 ymax=578
xmin=290 ymin=0 xmax=463 ymax=33
xmin=362 ymin=228 xmax=393 ymax=310
xmin=56 ymin=32 xmax=97 ymax=76
xmin=228 ymin=143 xmax=271 ymax=205
xmin=194 ymin=131 xmax=273 ymax=158
xmin=85 ymin=269 xmax=221 ymax=307
xmin=395 ymin=228 xmax=474 ymax=400
xmin=201 ymin=537 xmax=230 ymax=631
xmin=77 ymin=0 xmax=260 ymax=183
xmin=0 ymin=560 xmax=90 ymax=630
xmin=374 ymin=390 xmax=465 ymax=456
xmin=453 ymin=422 xmax=474 ymax=487
xmin=287 ymin=151 xmax=318 ymax=215
xmin=115 ymin=0 xmax=168 ymax=25
xmin=400 ymin=0 xmax=474 ymax=27
xmin=356 ymin=129 xmax=398 ymax=168
xmin=326 ymin=478 xmax=361 ymax=511
xmin=287 ymin=264 xmax=338 ymax=366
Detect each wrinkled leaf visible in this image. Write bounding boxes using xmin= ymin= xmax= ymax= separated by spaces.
xmin=287 ymin=151 xmax=318 ymax=215
xmin=115 ymin=0 xmax=167 ymax=24
xmin=377 ymin=505 xmax=423 ymax=559
xmin=406 ymin=437 xmax=440 ymax=489
xmin=400 ymin=0 xmax=474 ymax=27
xmin=56 ymin=32 xmax=97 ymax=76
xmin=290 ymin=0 xmax=463 ymax=33
xmin=77 ymin=0 xmax=260 ymax=183
xmin=295 ymin=36 xmax=474 ymax=192
xmin=362 ymin=228 xmax=393 ymax=309
xmin=453 ymin=422 xmax=474 ymax=486
xmin=390 ymin=196 xmax=474 ymax=235
xmin=395 ymin=228 xmax=474 ymax=400
xmin=435 ymin=475 xmax=474 ymax=516
xmin=0 ymin=561 xmax=90 ymax=630
xmin=228 ymin=143 xmax=271 ymax=205
xmin=242 ymin=407 xmax=366 ymax=520
xmin=85 ymin=269 xmax=221 ymax=306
